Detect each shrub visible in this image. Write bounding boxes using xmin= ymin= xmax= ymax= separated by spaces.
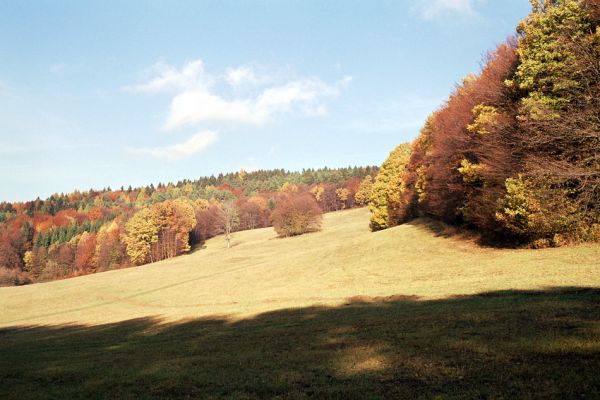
xmin=0 ymin=268 xmax=31 ymax=286
xmin=271 ymin=195 xmax=323 ymax=237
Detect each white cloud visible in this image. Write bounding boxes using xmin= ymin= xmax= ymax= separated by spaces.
xmin=412 ymin=0 xmax=481 ymax=19
xmin=225 ymin=65 xmax=267 ymax=87
xmin=166 ymin=90 xmax=257 ymax=128
xmin=130 ymin=59 xmax=351 ymax=130
xmin=166 ymin=75 xmax=350 ymax=129
xmin=128 ymin=60 xmax=209 ymax=93
xmin=129 ymin=131 xmax=217 ymax=160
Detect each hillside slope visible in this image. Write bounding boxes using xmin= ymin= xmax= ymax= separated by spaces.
xmin=1 ymin=207 xmax=598 ymax=328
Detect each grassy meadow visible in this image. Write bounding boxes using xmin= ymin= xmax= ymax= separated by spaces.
xmin=1 ymin=208 xmax=599 ymax=398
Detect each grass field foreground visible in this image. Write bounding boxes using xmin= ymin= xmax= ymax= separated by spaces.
xmin=1 ymin=208 xmax=599 ymax=398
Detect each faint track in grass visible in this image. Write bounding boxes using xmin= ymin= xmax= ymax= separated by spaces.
xmin=3 ymin=262 xmax=267 ymax=325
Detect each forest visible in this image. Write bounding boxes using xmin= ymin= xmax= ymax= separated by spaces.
xmin=370 ymin=0 xmax=600 ymax=247
xmin=0 ymin=166 xmax=377 ymax=285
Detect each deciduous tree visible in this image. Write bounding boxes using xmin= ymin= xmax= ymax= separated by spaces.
xmin=123 ymin=208 xmax=159 ymax=265
xmin=271 ymin=194 xmax=323 ymax=237
xmin=355 ymin=175 xmax=374 ymax=206
xmin=220 ymin=201 xmax=240 ymax=248
xmin=75 ymin=232 xmax=97 ymax=273
xmin=369 ymin=143 xmax=411 ymax=231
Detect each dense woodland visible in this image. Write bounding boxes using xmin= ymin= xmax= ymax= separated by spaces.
xmin=370 ymin=0 xmax=600 ymax=247
xmin=0 ymin=166 xmax=377 ymax=285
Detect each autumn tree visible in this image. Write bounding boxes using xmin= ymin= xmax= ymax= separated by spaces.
xmin=355 ymin=175 xmax=374 ymax=206
xmin=220 ymin=201 xmax=240 ymax=248
xmin=29 ymin=246 xmax=48 ymax=279
xmin=193 ymin=203 xmax=224 ymax=245
xmin=310 ymin=185 xmax=325 ymax=203
xmin=369 ymin=143 xmax=412 ymax=231
xmin=0 ymin=240 xmax=22 ymax=270
xmin=123 ymin=208 xmax=159 ymax=265
xmin=503 ymin=0 xmax=600 ymax=241
xmin=336 ymin=188 xmax=351 ymax=209
xmin=320 ymin=184 xmax=339 ymax=212
xmin=271 ymin=194 xmax=323 ymax=237
xmin=149 ymin=199 xmax=196 ymax=261
xmin=239 ymin=197 xmax=269 ymax=230
xmin=75 ymin=232 xmax=97 ymax=273
xmin=56 ymin=244 xmax=75 ymax=276
xmin=123 ymin=200 xmax=196 ymax=265
xmin=95 ymin=221 xmax=126 ymax=271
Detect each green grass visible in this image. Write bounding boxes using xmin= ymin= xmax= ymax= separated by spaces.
xmin=1 ymin=208 xmax=599 ymax=398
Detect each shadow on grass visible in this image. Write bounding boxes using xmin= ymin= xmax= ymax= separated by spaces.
xmin=405 ymin=218 xmax=474 ymax=240
xmin=1 ymin=288 xmax=599 ymax=399
xmin=188 ymin=244 xmax=208 ymax=254
xmin=405 ymin=218 xmax=518 ymax=248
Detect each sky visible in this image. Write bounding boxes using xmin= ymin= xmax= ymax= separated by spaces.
xmin=0 ymin=0 xmax=531 ymax=202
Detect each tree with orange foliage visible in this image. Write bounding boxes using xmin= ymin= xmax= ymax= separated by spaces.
xmin=75 ymin=232 xmax=97 ymax=273
xmin=0 ymin=240 xmax=22 ymax=271
xmin=56 ymin=244 xmax=75 ymax=276
xmin=193 ymin=203 xmax=225 ymax=245
xmin=239 ymin=201 xmax=266 ymax=230
xmin=271 ymin=194 xmax=322 ymax=237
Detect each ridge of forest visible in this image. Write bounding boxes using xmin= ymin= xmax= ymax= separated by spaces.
xmin=0 ymin=166 xmax=377 ymax=285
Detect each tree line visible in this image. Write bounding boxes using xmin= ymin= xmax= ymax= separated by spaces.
xmin=0 ymin=166 xmax=377 ymax=286
xmin=369 ymin=0 xmax=599 ymax=247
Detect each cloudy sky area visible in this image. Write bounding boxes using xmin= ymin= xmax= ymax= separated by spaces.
xmin=0 ymin=0 xmax=530 ymax=201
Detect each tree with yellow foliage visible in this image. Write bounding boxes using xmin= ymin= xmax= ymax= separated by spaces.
xmin=355 ymin=175 xmax=373 ymax=206
xmin=336 ymin=188 xmax=350 ymax=209
xmin=279 ymin=182 xmax=299 ymax=193
xmin=310 ymin=185 xmax=325 ymax=203
xmin=123 ymin=208 xmax=159 ymax=265
xmin=369 ymin=143 xmax=411 ymax=231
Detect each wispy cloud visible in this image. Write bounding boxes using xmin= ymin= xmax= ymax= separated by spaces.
xmin=412 ymin=0 xmax=482 ymax=20
xmin=50 ymin=62 xmax=67 ymax=73
xmin=128 ymin=60 xmax=209 ymax=93
xmin=225 ymin=65 xmax=270 ymax=88
xmin=129 ymin=131 xmax=217 ymax=160
xmin=129 ymin=59 xmax=351 ymax=130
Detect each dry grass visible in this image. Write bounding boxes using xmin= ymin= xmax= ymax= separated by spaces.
xmin=1 ymin=208 xmax=600 ymax=398
xmin=1 ymin=207 xmax=599 ymax=327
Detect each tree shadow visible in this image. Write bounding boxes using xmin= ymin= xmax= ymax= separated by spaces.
xmin=1 ymin=287 xmax=599 ymax=399
xmin=405 ymin=218 xmax=467 ymax=239
xmin=188 ymin=244 xmax=208 ymax=254
xmin=404 ymin=218 xmax=518 ymax=248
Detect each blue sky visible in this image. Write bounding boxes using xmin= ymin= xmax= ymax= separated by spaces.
xmin=0 ymin=0 xmax=531 ymax=202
